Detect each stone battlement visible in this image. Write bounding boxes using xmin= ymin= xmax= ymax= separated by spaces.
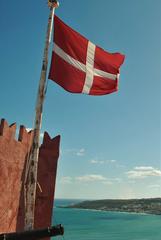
xmin=0 ymin=118 xmax=33 ymax=145
xmin=0 ymin=118 xmax=60 ymax=234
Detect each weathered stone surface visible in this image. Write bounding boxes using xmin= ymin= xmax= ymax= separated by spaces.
xmin=34 ymin=133 xmax=60 ymax=240
xmin=0 ymin=118 xmax=60 ymax=237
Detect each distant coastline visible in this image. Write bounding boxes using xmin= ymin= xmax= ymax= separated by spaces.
xmin=60 ymin=198 xmax=161 ymax=215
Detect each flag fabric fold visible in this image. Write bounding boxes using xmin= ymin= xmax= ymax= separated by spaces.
xmin=49 ymin=15 xmax=125 ymax=95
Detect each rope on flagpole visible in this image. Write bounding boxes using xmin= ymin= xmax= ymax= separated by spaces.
xmin=24 ymin=0 xmax=59 ymax=230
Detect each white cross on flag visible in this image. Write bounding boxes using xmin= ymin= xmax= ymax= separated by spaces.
xmin=49 ymin=16 xmax=125 ymax=95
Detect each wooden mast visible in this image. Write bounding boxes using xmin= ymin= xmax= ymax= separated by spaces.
xmin=25 ymin=0 xmax=59 ymax=230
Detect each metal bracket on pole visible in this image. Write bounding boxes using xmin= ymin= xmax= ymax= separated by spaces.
xmin=48 ymin=0 xmax=59 ymax=8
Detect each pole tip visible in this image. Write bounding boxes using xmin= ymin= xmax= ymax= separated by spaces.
xmin=48 ymin=0 xmax=59 ymax=8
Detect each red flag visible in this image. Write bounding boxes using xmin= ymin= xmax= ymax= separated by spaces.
xmin=49 ymin=16 xmax=125 ymax=95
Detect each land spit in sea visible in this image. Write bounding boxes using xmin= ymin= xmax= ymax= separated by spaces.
xmin=60 ymin=198 xmax=161 ymax=215
xmin=53 ymin=199 xmax=161 ymax=240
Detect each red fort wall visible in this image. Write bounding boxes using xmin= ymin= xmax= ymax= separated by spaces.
xmin=0 ymin=118 xmax=60 ymax=234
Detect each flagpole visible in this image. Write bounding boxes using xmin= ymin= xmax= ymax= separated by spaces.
xmin=25 ymin=0 xmax=59 ymax=230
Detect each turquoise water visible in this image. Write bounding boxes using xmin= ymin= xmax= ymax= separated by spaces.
xmin=52 ymin=199 xmax=161 ymax=240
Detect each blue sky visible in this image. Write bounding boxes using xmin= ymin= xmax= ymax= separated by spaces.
xmin=0 ymin=0 xmax=161 ymax=199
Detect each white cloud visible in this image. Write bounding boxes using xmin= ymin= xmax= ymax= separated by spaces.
xmin=26 ymin=128 xmax=32 ymax=132
xmin=115 ymin=164 xmax=126 ymax=168
xmin=134 ymin=166 xmax=154 ymax=171
xmin=126 ymin=166 xmax=161 ymax=179
xmin=90 ymin=159 xmax=104 ymax=164
xmin=76 ymin=174 xmax=107 ymax=182
xmin=90 ymin=159 xmax=98 ymax=164
xmin=148 ymin=184 xmax=161 ymax=189
xmin=102 ymin=180 xmax=113 ymax=185
xmin=60 ymin=176 xmax=73 ymax=184
xmin=76 ymin=148 xmax=85 ymax=156
xmin=113 ymin=178 xmax=122 ymax=183
xmin=103 ymin=177 xmax=122 ymax=184
xmin=62 ymin=148 xmax=85 ymax=157
xmin=109 ymin=160 xmax=117 ymax=163
xmin=60 ymin=174 xmax=118 ymax=185
xmin=90 ymin=159 xmax=117 ymax=165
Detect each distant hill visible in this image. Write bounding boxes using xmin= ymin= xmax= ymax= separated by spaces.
xmin=63 ymin=198 xmax=161 ymax=215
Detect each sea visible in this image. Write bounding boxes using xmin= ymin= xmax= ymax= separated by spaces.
xmin=52 ymin=199 xmax=161 ymax=240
